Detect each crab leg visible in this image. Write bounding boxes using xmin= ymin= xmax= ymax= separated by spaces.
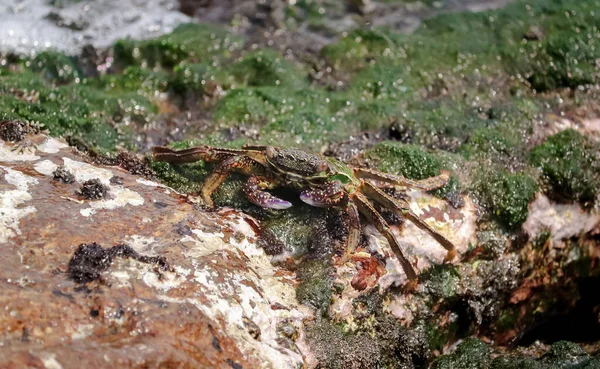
xmin=362 ymin=181 xmax=457 ymax=262
xmin=298 ymin=183 xmax=361 ymax=264
xmin=199 ymin=156 xmax=270 ymax=209
xmin=354 ymin=168 xmax=450 ymax=191
xmin=352 ymin=191 xmax=418 ymax=281
xmin=243 ymin=176 xmax=292 ymax=209
xmin=339 ymin=201 xmax=361 ymax=264
xmin=152 ymin=145 xmax=267 ymax=165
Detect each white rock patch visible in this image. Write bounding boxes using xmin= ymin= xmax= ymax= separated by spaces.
xmin=377 ymin=192 xmax=477 ymax=288
xmin=0 ymin=167 xmax=38 ymax=243
xmin=0 ymin=142 xmax=40 ymax=162
xmin=523 ymin=194 xmax=600 ymax=241
xmin=34 ymin=160 xmax=58 ymax=176
xmin=62 ymin=157 xmax=114 ymax=184
xmin=0 ymin=0 xmax=190 ymax=56
xmin=79 ymin=187 xmax=144 ymax=217
xmin=38 ymin=138 xmax=69 ymax=154
xmin=39 ymin=353 xmax=63 ymax=369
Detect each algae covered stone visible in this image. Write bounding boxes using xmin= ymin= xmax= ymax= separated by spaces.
xmin=529 ymin=129 xmax=600 ymax=204
xmin=472 ymin=170 xmax=537 ymax=229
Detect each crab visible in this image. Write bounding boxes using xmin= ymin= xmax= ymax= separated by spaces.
xmin=153 ymin=144 xmax=457 ymax=285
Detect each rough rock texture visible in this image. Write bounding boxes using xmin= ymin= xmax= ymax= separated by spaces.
xmin=0 ymin=134 xmax=310 ymax=368
xmin=0 ymin=131 xmax=499 ymax=369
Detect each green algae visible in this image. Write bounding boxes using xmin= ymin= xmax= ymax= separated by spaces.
xmin=149 ymin=160 xmax=208 ymax=194
xmin=431 ymin=338 xmax=490 ymax=369
xmin=296 ymin=259 xmax=334 ymax=313
xmin=422 ymin=265 xmax=461 ymax=301
xmin=92 ymin=66 xmax=170 ymax=95
xmin=433 ymin=340 xmax=597 ymax=369
xmin=230 ymin=49 xmax=307 ymax=88
xmin=306 ymin=295 xmax=430 ymax=369
xmin=472 ymin=170 xmax=538 ymax=229
xmin=529 ymin=129 xmax=600 ymax=204
xmin=261 ymin=204 xmax=329 ymax=256
xmin=171 ymin=49 xmax=306 ymax=97
xmin=459 ymin=126 xmax=520 ymax=159
xmin=491 ymin=341 xmax=596 ymax=369
xmin=500 ymin=1 xmax=600 ymax=91
xmin=212 ymin=86 xmax=396 ymax=150
xmin=364 ymin=141 xmax=460 ymax=196
xmin=29 ymin=51 xmax=82 ymax=84
xmin=3 ymin=0 xmax=598 ymax=158
xmin=322 ymin=28 xmax=398 ymax=71
xmin=0 ymin=70 xmax=156 ymax=151
xmin=113 ymin=23 xmax=243 ymax=69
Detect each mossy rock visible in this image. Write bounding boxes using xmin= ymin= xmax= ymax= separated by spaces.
xmin=149 ymin=159 xmax=208 ymax=195
xmin=459 ymin=126 xmax=519 ymax=159
xmin=113 ymin=23 xmax=243 ymax=69
xmin=431 ymin=338 xmax=490 ymax=369
xmin=30 ymin=51 xmax=82 ymax=84
xmin=321 ymin=28 xmax=397 ymax=71
xmin=306 ymin=305 xmax=429 ymax=368
xmin=490 ymin=341 xmax=594 ymax=369
xmin=500 ymin=1 xmax=600 ymax=91
xmin=529 ymin=129 xmax=599 ymax=204
xmin=490 ymin=356 xmax=543 ymax=369
xmin=230 ymin=49 xmax=306 ymax=89
xmin=0 ymin=72 xmax=142 ymax=151
xmin=212 ymin=87 xmax=280 ymax=126
xmin=402 ymin=101 xmax=488 ymax=148
xmin=421 ymin=264 xmax=461 ymax=301
xmin=364 ymin=141 xmax=460 ymax=196
xmin=296 ymin=259 xmax=334 ymax=313
xmin=472 ymin=169 xmax=537 ymax=229
xmin=260 ymin=204 xmax=329 ymax=258
xmin=93 ymin=66 xmax=170 ymax=95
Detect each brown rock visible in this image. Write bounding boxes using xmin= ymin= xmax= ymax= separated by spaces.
xmin=0 ymin=134 xmax=310 ymax=368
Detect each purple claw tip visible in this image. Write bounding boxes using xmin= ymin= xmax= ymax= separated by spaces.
xmin=300 ymin=193 xmax=321 ymax=207
xmin=266 ymin=199 xmax=292 ymax=210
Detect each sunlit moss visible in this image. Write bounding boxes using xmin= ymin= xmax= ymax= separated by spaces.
xmin=364 ymin=141 xmax=460 ymax=195
xmin=472 ymin=169 xmax=538 ymax=229
xmin=230 ymin=49 xmax=307 ymax=88
xmin=431 ymin=338 xmax=490 ymax=369
xmin=30 ymin=51 xmax=82 ymax=84
xmin=113 ymin=23 xmax=243 ymax=68
xmin=0 ymin=70 xmax=156 ymax=151
xmin=529 ymin=129 xmax=599 ymax=204
xmin=91 ymin=66 xmax=170 ymax=95
xmin=500 ymin=1 xmax=600 ymax=91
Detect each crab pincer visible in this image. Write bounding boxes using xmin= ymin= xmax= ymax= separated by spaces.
xmin=243 ymin=176 xmax=292 ymax=209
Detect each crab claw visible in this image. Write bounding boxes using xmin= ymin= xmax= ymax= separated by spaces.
xmin=260 ymin=197 xmax=293 ymax=210
xmin=299 ymin=182 xmax=344 ymax=207
xmin=243 ymin=176 xmax=292 ymax=210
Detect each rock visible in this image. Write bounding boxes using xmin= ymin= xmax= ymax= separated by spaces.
xmin=1 ymin=133 xmax=599 ymax=368
xmin=431 ymin=338 xmax=490 ymax=369
xmin=435 ymin=340 xmax=599 ymax=369
xmin=523 ymin=194 xmax=600 ymax=242
xmin=0 ymin=0 xmax=190 ymax=55
xmin=0 ymin=134 xmax=311 ymax=368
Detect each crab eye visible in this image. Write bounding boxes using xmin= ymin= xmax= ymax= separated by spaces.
xmin=317 ymin=161 xmax=329 ymax=173
xmin=265 ymin=146 xmax=277 ymax=160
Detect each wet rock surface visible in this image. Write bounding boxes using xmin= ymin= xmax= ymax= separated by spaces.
xmin=0 ymin=132 xmax=598 ymax=367
xmin=0 ymin=134 xmax=310 ymax=368
xmin=1 ymin=0 xmax=190 ymax=55
xmin=1 ymin=0 xmax=600 ymax=367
